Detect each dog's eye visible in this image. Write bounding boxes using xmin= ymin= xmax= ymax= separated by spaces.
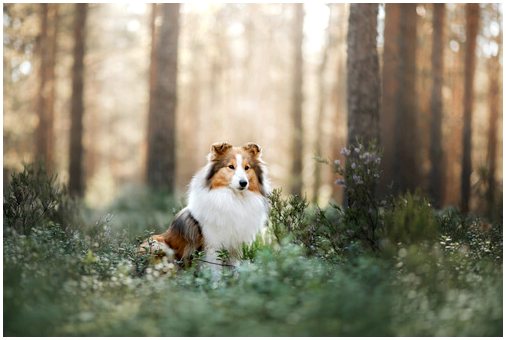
xmin=245 ymin=165 xmax=250 ymax=171
xmin=228 ymin=165 xmax=235 ymax=170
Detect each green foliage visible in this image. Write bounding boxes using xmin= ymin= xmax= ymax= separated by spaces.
xmin=391 ymin=245 xmax=502 ymax=336
xmin=383 ymin=192 xmax=438 ymax=246
xmin=266 ymin=190 xmax=350 ymax=261
xmin=3 ymin=164 xmax=503 ymax=336
xmin=472 ymin=165 xmax=503 ymax=223
xmin=216 ymin=248 xmax=231 ymax=263
xmin=437 ymin=207 xmax=502 ymax=263
xmin=98 ymin=184 xmax=184 ymax=242
xmin=334 ymin=141 xmax=383 ymax=250
xmin=241 ymin=235 xmax=267 ymax=262
xmin=268 ymin=188 xmax=309 ymax=244
xmin=3 ymin=164 xmax=81 ymax=235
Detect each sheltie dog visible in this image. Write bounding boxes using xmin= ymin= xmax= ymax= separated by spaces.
xmin=140 ymin=142 xmax=271 ymax=268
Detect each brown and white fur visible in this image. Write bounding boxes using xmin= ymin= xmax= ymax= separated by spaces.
xmin=140 ymin=142 xmax=271 ymax=269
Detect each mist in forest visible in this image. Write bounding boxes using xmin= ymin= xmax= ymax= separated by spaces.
xmin=3 ymin=3 xmax=503 ymax=214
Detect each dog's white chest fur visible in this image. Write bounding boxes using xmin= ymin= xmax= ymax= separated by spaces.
xmin=187 ymin=167 xmax=268 ymax=253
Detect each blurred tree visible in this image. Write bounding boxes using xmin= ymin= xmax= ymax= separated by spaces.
xmin=416 ymin=4 xmax=435 ymax=194
xmin=393 ymin=4 xmax=419 ymax=194
xmin=147 ymin=4 xmax=158 ymax=142
xmin=3 ymin=3 xmax=503 ymax=209
xmin=380 ymin=4 xmax=401 ymax=196
xmin=345 ymin=3 xmax=380 ymax=207
xmin=3 ymin=4 xmax=39 ymax=181
xmin=313 ymin=5 xmax=332 ymax=203
xmin=485 ymin=8 xmax=502 ymax=216
xmin=442 ymin=4 xmax=465 ymax=207
xmin=460 ymin=4 xmax=480 ymax=213
xmin=346 ymin=3 xmax=380 ymax=146
xmin=35 ymin=4 xmax=58 ymax=172
xmin=145 ymin=4 xmax=180 ymax=192
xmin=329 ymin=5 xmax=348 ymax=204
xmin=290 ymin=4 xmax=304 ymax=196
xmin=177 ymin=7 xmax=203 ymax=187
xmin=428 ymin=4 xmax=446 ymax=208
xmin=68 ymin=3 xmax=88 ymax=197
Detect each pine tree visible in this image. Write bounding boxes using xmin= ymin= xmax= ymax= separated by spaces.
xmin=379 ymin=4 xmax=401 ymax=195
xmin=428 ymin=4 xmax=446 ymax=208
xmin=290 ymin=3 xmax=305 ymax=196
xmin=313 ymin=5 xmax=332 ymax=203
xmin=35 ymin=4 xmax=58 ymax=172
xmin=346 ymin=3 xmax=380 ymax=146
xmin=145 ymin=4 xmax=180 ymax=192
xmin=460 ymin=3 xmax=480 ymax=213
xmin=485 ymin=6 xmax=501 ymax=216
xmin=393 ymin=4 xmax=419 ymax=194
xmin=68 ymin=3 xmax=87 ymax=197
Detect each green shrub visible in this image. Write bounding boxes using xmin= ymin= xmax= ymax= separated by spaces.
xmin=437 ymin=207 xmax=502 ymax=263
xmin=241 ymin=234 xmax=268 ymax=262
xmin=96 ymin=184 xmax=184 ymax=242
xmin=334 ymin=141 xmax=383 ymax=251
xmin=3 ymin=165 xmax=502 ymax=337
xmin=266 ymin=190 xmax=351 ymax=261
xmin=382 ymin=193 xmax=438 ymax=246
xmin=390 ymin=241 xmax=502 ymax=336
xmin=3 ymin=164 xmax=81 ymax=235
xmin=268 ymin=188 xmax=308 ymax=244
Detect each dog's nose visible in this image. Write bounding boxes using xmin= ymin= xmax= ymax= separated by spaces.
xmin=239 ymin=179 xmax=248 ymax=188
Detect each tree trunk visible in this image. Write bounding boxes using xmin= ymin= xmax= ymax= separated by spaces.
xmin=145 ymin=4 xmax=180 ymax=192
xmin=145 ymin=3 xmax=158 ymax=183
xmin=379 ymin=4 xmax=401 ymax=195
xmin=486 ymin=13 xmax=501 ymax=216
xmin=428 ymin=4 xmax=446 ymax=208
xmin=36 ymin=4 xmax=58 ymax=172
xmin=330 ymin=5 xmax=347 ymax=203
xmin=393 ymin=4 xmax=419 ymax=194
xmin=147 ymin=4 xmax=158 ymax=131
xmin=290 ymin=3 xmax=304 ymax=196
xmin=68 ymin=3 xmax=88 ymax=197
xmin=460 ymin=4 xmax=480 ymax=213
xmin=313 ymin=5 xmax=332 ymax=203
xmin=346 ymin=3 xmax=380 ymax=146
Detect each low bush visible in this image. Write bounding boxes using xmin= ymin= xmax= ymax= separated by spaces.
xmin=333 ymin=141 xmax=383 ymax=251
xmin=382 ymin=192 xmax=438 ymax=246
xmin=3 ymin=164 xmax=502 ymax=336
xmin=437 ymin=207 xmax=502 ymax=263
xmin=92 ymin=184 xmax=184 ymax=242
xmin=268 ymin=188 xmax=308 ymax=244
xmin=3 ymin=165 xmax=81 ymax=235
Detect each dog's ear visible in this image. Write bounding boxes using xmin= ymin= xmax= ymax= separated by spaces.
xmin=210 ymin=142 xmax=232 ymax=158
xmin=243 ymin=143 xmax=262 ymax=158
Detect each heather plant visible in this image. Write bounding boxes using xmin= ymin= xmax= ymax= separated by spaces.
xmin=3 ymin=164 xmax=81 ymax=235
xmin=268 ymin=188 xmax=309 ymax=244
xmin=266 ymin=190 xmax=348 ymax=260
xmin=333 ymin=141 xmax=383 ymax=250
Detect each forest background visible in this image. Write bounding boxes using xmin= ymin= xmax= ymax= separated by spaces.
xmin=2 ymin=3 xmax=504 ymax=337
xmin=4 ymin=3 xmax=503 ymax=214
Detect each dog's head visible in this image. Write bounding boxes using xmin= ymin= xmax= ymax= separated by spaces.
xmin=205 ymin=142 xmax=267 ymax=195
